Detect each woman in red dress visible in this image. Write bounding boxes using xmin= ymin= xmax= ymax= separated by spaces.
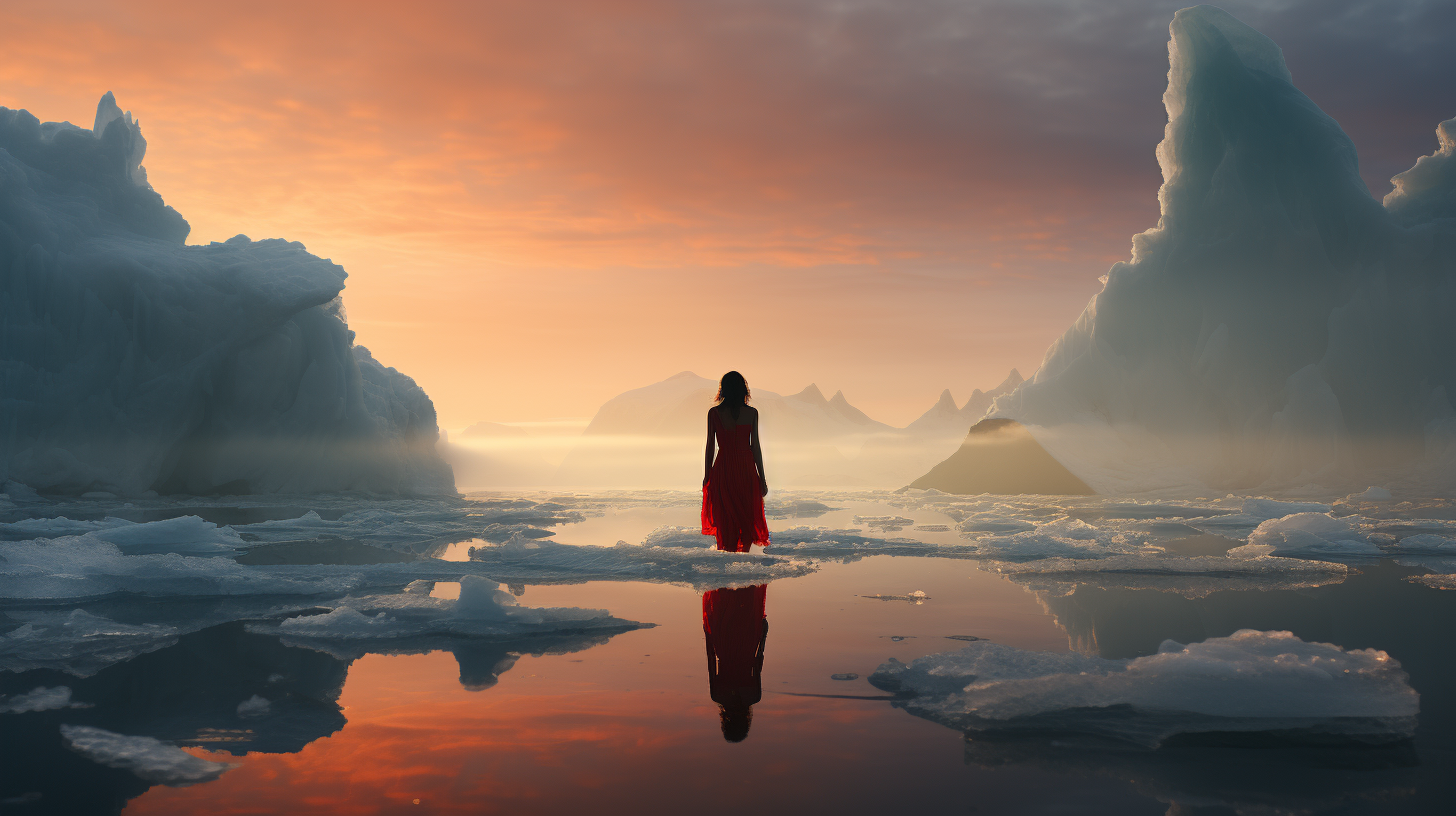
xmin=701 ymin=371 xmax=771 ymax=552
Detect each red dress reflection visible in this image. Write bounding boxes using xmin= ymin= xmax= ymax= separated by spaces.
xmin=701 ymin=409 xmax=770 ymax=552
xmin=702 ymin=584 xmax=768 ymax=742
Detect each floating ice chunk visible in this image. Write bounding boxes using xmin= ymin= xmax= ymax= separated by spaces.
xmin=277 ymin=607 xmax=397 ymax=638
xmin=1391 ymin=534 xmax=1456 ymax=554
xmin=1240 ymin=500 xmax=1334 ymax=520
xmin=986 ymin=552 xmax=1347 ymax=598
xmin=266 ymin=580 xmax=643 ymax=645
xmin=3 ymin=481 xmax=43 ymax=502
xmin=92 ymin=516 xmax=243 ymax=556
xmin=971 ymin=518 xmax=1146 ymax=561
xmin=235 ymin=695 xmax=271 ymax=719
xmin=957 ymin=515 xmax=1036 ymax=535
xmin=0 ymin=517 xmax=132 ymax=539
xmin=452 ymin=574 xmax=519 ymax=621
xmin=0 ymin=609 xmax=182 ymax=675
xmin=0 ymin=686 xmax=85 ymax=714
xmin=467 ymin=535 xmax=812 ymax=589
xmin=641 ymin=526 xmax=716 ymax=548
xmin=859 ymin=591 xmax=930 ymax=603
xmin=1408 ymin=573 xmax=1456 ymax=590
xmin=0 ymin=534 xmax=362 ymax=601
xmin=1246 ymin=513 xmax=1380 ymax=557
xmin=1 ymin=516 xmax=241 ymax=554
xmin=869 ymin=630 xmax=1418 ymax=747
xmin=60 ymin=725 xmax=235 ymax=786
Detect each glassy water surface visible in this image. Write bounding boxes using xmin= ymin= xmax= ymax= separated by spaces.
xmin=3 ymin=490 xmax=1455 ymax=814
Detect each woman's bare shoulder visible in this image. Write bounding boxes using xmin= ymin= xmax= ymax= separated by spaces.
xmin=744 ymin=405 xmax=760 ymax=417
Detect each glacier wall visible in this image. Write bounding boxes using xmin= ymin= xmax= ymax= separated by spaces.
xmin=991 ymin=6 xmax=1456 ymax=495
xmin=0 ymin=94 xmax=455 ymax=496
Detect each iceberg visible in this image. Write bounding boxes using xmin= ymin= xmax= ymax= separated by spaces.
xmin=869 ymin=630 xmax=1419 ymax=747
xmin=0 ymin=94 xmax=454 ymax=497
xmin=926 ymin=6 xmax=1456 ymax=495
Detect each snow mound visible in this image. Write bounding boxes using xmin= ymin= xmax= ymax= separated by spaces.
xmin=60 ymin=724 xmax=234 ymax=786
xmin=985 ymin=6 xmax=1456 ymax=494
xmin=869 ymin=630 xmax=1418 ymax=747
xmin=0 ymin=95 xmax=454 ymax=497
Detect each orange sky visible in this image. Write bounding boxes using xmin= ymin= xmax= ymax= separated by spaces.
xmin=3 ymin=0 xmax=1447 ymax=427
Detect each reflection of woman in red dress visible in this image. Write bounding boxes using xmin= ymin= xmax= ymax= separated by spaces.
xmin=701 ymin=371 xmax=770 ymax=553
xmin=703 ymin=583 xmax=768 ymax=742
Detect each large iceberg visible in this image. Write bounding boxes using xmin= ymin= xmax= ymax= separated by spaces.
xmin=0 ymin=94 xmax=454 ymax=496
xmin=939 ymin=6 xmax=1456 ymax=495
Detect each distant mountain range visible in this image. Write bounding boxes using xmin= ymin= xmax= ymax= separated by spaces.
xmin=543 ymin=369 xmax=1023 ymax=487
xmin=445 ymin=369 xmax=1024 ymax=488
xmin=578 ymin=371 xmax=893 ymax=440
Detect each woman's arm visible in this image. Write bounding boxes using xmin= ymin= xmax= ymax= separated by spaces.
xmin=703 ymin=409 xmax=716 ymax=487
xmin=751 ymin=409 xmax=767 ymax=496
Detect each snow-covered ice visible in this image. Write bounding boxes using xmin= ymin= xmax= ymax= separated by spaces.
xmin=869 ymin=630 xmax=1418 ymax=747
xmin=60 ymin=724 xmax=234 ymax=786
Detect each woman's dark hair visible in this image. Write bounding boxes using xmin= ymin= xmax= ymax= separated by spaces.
xmin=719 ymin=704 xmax=753 ymax=742
xmin=715 ymin=371 xmax=750 ymax=420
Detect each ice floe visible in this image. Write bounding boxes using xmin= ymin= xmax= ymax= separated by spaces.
xmin=0 ymin=686 xmax=85 ymax=714
xmin=254 ymin=575 xmax=645 ymax=648
xmin=1243 ymin=513 xmax=1382 ymax=557
xmin=869 ymin=630 xmax=1418 ymax=747
xmin=60 ymin=724 xmax=234 ymax=786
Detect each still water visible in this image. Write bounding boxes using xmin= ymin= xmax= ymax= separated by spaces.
xmin=3 ymin=493 xmax=1455 ymax=815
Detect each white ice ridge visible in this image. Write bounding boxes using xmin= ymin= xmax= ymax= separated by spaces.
xmin=0 ymin=95 xmax=454 ymax=497
xmin=985 ymin=5 xmax=1456 ymax=495
xmin=60 ymin=724 xmax=234 ymax=786
xmin=869 ymin=630 xmax=1418 ymax=748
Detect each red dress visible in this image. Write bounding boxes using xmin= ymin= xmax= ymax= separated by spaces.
xmin=701 ymin=408 xmax=771 ymax=552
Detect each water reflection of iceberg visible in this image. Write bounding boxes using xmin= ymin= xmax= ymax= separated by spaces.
xmin=0 ymin=623 xmax=348 ymax=814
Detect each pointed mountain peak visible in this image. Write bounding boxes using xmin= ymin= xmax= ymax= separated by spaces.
xmin=666 ymin=371 xmax=700 ymax=381
xmin=993 ymin=369 xmax=1023 ymax=394
xmin=827 ymin=389 xmax=879 ymax=425
xmin=792 ymin=383 xmax=827 ymax=404
xmin=935 ymin=389 xmax=956 ymax=410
